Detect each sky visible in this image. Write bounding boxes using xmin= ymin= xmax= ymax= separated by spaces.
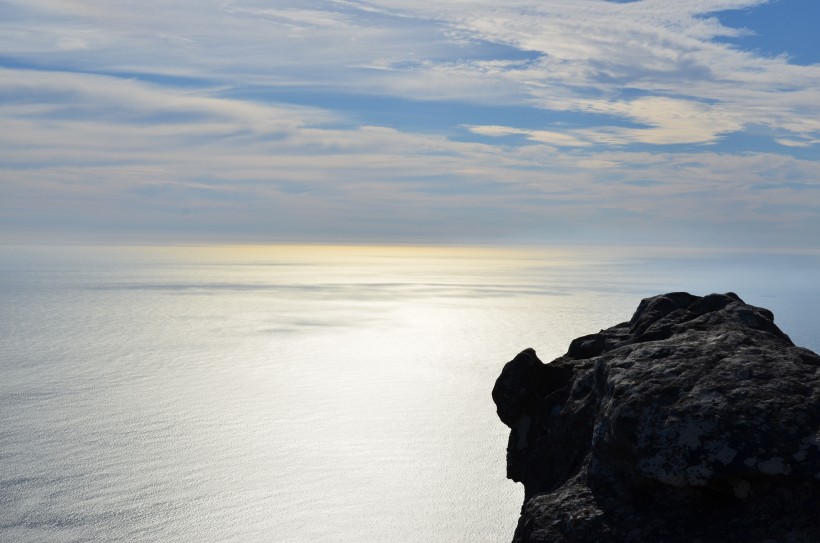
xmin=1 ymin=0 xmax=819 ymax=247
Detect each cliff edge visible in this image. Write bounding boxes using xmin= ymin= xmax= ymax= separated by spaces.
xmin=493 ymin=292 xmax=820 ymax=543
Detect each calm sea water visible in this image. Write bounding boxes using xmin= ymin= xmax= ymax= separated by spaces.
xmin=1 ymin=244 xmax=818 ymax=543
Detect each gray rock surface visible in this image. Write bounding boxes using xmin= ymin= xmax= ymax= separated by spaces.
xmin=493 ymin=292 xmax=820 ymax=543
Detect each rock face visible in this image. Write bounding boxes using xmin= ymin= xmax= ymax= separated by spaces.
xmin=493 ymin=292 xmax=820 ymax=543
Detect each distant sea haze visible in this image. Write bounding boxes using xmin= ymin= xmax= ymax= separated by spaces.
xmin=1 ymin=244 xmax=818 ymax=542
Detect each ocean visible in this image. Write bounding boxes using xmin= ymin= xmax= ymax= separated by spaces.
xmin=1 ymin=244 xmax=818 ymax=543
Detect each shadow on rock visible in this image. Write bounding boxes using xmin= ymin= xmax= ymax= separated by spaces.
xmin=493 ymin=292 xmax=820 ymax=543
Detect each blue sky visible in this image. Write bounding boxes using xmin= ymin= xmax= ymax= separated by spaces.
xmin=1 ymin=0 xmax=819 ymax=247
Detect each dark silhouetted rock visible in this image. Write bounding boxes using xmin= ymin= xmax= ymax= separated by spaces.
xmin=493 ymin=292 xmax=820 ymax=543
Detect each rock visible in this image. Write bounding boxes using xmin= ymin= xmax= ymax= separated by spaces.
xmin=492 ymin=292 xmax=820 ymax=543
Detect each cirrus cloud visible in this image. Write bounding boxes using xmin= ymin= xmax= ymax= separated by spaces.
xmin=1 ymin=0 xmax=819 ymax=246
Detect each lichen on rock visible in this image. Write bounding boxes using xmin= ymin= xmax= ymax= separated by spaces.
xmin=493 ymin=292 xmax=820 ymax=543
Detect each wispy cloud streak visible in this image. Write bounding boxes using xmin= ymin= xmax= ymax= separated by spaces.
xmin=1 ymin=0 xmax=819 ymax=245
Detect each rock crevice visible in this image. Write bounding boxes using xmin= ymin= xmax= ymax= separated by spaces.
xmin=493 ymin=292 xmax=820 ymax=543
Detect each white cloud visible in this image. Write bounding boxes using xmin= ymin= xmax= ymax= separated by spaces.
xmin=470 ymin=96 xmax=746 ymax=146
xmin=468 ymin=125 xmax=590 ymax=147
xmin=1 ymin=0 xmax=820 ymax=244
xmin=2 ymin=63 xmax=818 ymax=241
xmin=776 ymin=138 xmax=820 ymax=148
xmin=3 ymin=0 xmax=819 ymax=148
xmin=326 ymin=0 xmax=820 ymax=146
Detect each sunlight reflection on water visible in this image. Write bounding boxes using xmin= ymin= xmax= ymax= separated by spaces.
xmin=1 ymin=244 xmax=818 ymax=542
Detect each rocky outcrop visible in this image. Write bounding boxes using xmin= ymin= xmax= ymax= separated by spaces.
xmin=493 ymin=292 xmax=820 ymax=543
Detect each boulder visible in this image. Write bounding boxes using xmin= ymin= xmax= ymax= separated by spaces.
xmin=493 ymin=292 xmax=820 ymax=543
